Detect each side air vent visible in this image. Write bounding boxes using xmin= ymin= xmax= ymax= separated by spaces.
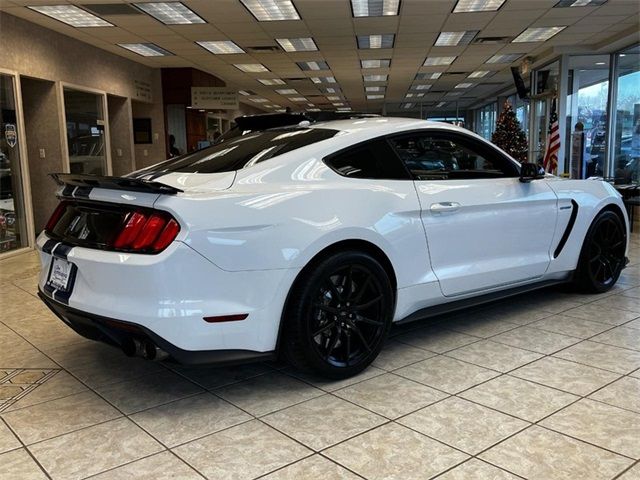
xmin=245 ymin=45 xmax=281 ymax=53
xmin=82 ymin=3 xmax=143 ymax=15
xmin=473 ymin=36 xmax=511 ymax=44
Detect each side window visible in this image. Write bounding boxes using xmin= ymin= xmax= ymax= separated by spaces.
xmin=388 ymin=133 xmax=518 ymax=180
xmin=325 ymin=139 xmax=410 ymax=180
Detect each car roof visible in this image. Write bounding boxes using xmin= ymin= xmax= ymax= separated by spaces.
xmin=309 ymin=116 xmax=467 ymax=136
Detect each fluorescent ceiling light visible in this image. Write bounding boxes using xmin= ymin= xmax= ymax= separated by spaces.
xmin=324 ymin=87 xmax=337 ymax=93
xmin=311 ymin=76 xmax=336 ymax=83
xmin=405 ymin=93 xmax=425 ymax=98
xmin=276 ymin=37 xmax=318 ymax=52
xmin=361 ymin=59 xmax=391 ymax=68
xmin=276 ymin=88 xmax=298 ymax=94
xmin=446 ymin=91 xmax=463 ymax=96
xmin=326 ymin=95 xmax=341 ymax=101
xmin=513 ymin=26 xmax=566 ymax=43
xmin=240 ymin=0 xmax=300 ymax=21
xmin=134 ymin=2 xmax=204 ymax=24
xmin=118 ymin=43 xmax=172 ymax=56
xmin=455 ymin=82 xmax=473 ymax=88
xmin=307 ymin=108 xmax=321 ymax=111
xmin=486 ymin=53 xmax=522 ymax=63
xmin=28 ymin=5 xmax=112 ymax=27
xmin=367 ymin=95 xmax=384 ymax=100
xmin=234 ymin=63 xmax=269 ymax=72
xmin=365 ymin=86 xmax=385 ymax=92
xmin=332 ymin=102 xmax=345 ymax=106
xmin=351 ymin=0 xmax=400 ymax=17
xmin=290 ymin=97 xmax=308 ymax=102
xmin=250 ymin=98 xmax=269 ymax=103
xmin=402 ymin=103 xmax=415 ymax=109
xmin=413 ymin=84 xmax=432 ymax=90
xmin=424 ymin=56 xmax=456 ymax=66
xmin=453 ymin=0 xmax=505 ymax=12
xmin=415 ymin=72 xmax=442 ymax=80
xmin=337 ymin=107 xmax=352 ymax=111
xmin=555 ymin=0 xmax=607 ymax=6
xmin=258 ymin=78 xmax=285 ymax=85
xmin=437 ymin=101 xmax=447 ymax=108
xmin=357 ymin=34 xmax=395 ymax=49
xmin=468 ymin=70 xmax=490 ymax=78
xmin=297 ymin=61 xmax=330 ymax=71
xmin=363 ymin=74 xmax=388 ymax=81
xmin=435 ymin=31 xmax=478 ymax=46
xmin=238 ymin=90 xmax=255 ymax=96
xmin=197 ymin=41 xmax=244 ymax=54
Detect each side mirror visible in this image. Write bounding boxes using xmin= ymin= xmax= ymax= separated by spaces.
xmin=520 ymin=163 xmax=544 ymax=183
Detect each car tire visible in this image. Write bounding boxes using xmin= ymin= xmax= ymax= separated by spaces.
xmin=574 ymin=210 xmax=626 ymax=293
xmin=283 ymin=250 xmax=394 ymax=379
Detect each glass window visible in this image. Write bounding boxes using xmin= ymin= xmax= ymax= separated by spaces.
xmin=64 ymin=88 xmax=108 ymax=175
xmin=612 ymin=45 xmax=640 ymax=183
xmin=475 ymin=103 xmax=497 ymax=140
xmin=388 ymin=133 xmax=518 ymax=180
xmin=325 ymin=139 xmax=410 ymax=180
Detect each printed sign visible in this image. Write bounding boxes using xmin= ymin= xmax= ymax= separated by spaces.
xmin=191 ymin=87 xmax=239 ymax=110
xmin=134 ymin=80 xmax=153 ymax=102
xmin=5 ymin=124 xmax=17 ymax=148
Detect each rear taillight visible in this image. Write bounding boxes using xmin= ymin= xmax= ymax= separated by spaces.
xmin=114 ymin=210 xmax=180 ymax=253
xmin=45 ymin=201 xmax=68 ymax=232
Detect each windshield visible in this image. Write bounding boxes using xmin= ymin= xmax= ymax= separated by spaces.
xmin=128 ymin=127 xmax=337 ymax=177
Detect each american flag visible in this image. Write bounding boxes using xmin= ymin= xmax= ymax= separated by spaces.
xmin=543 ymin=98 xmax=560 ymax=173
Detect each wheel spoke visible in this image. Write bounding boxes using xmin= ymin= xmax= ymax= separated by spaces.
xmin=353 ymin=294 xmax=383 ymax=311
xmin=314 ymin=303 xmax=340 ymax=315
xmin=352 ymin=276 xmax=372 ymax=304
xmin=348 ymin=321 xmax=372 ymax=353
xmin=313 ymin=321 xmax=336 ymax=338
xmin=345 ymin=332 xmax=351 ymax=366
xmin=326 ymin=280 xmax=342 ymax=303
xmin=344 ymin=265 xmax=354 ymax=300
xmin=355 ymin=314 xmax=383 ymax=326
xmin=325 ymin=329 xmax=340 ymax=359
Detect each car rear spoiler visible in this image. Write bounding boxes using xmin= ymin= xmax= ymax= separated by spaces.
xmin=51 ymin=173 xmax=183 ymax=195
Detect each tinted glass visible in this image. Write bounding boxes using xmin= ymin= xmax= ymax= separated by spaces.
xmin=128 ymin=127 xmax=337 ymax=176
xmin=389 ymin=133 xmax=517 ymax=180
xmin=325 ymin=139 xmax=410 ymax=180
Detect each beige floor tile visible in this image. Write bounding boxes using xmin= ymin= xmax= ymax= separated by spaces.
xmin=591 ymin=295 xmax=640 ymax=314
xmin=286 ymin=366 xmax=385 ymax=392
xmin=90 ymin=451 xmax=202 ymax=480
xmin=511 ymin=356 xmax=620 ymax=396
xmin=626 ymin=317 xmax=640 ymax=330
xmin=173 ymin=420 xmax=310 ymax=480
xmin=0 ymin=337 xmax=58 ymax=369
xmin=398 ymin=397 xmax=528 ymax=455
xmin=479 ymin=426 xmax=632 ymax=480
xmin=592 ymin=326 xmax=640 ymax=351
xmin=169 ymin=362 xmax=274 ymax=389
xmin=215 ymin=371 xmax=324 ymax=417
xmin=617 ymin=463 xmax=640 ymax=479
xmin=131 ymin=392 xmax=251 ymax=447
xmin=8 ymin=312 xmax=88 ymax=353
xmin=554 ymin=340 xmax=640 ymax=374
xmin=460 ymin=375 xmax=578 ymax=422
xmin=333 ymin=373 xmax=447 ymax=419
xmin=0 ymin=448 xmax=48 ymax=479
xmin=490 ymin=326 xmax=581 ymax=354
xmin=261 ymin=454 xmax=361 ymax=480
xmin=561 ymin=303 xmax=640 ymax=325
xmin=435 ymin=459 xmax=520 ymax=480
xmin=446 ymin=340 xmax=543 ymax=373
xmin=540 ymin=399 xmax=640 ymax=459
xmin=95 ymin=371 xmax=203 ymax=415
xmin=325 ymin=423 xmax=468 ymax=480
xmin=262 ymin=394 xmax=386 ymax=450
xmin=483 ymin=306 xmax=553 ymax=326
xmin=528 ymin=297 xmax=585 ymax=314
xmin=372 ymin=340 xmax=435 ymax=371
xmin=621 ymin=286 xmax=640 ymax=299
xmin=394 ymin=326 xmax=480 ymax=353
xmin=2 ymin=390 xmax=121 ymax=444
xmin=445 ymin=317 xmax=518 ymax=339
xmin=395 ymin=355 xmax=500 ymax=394
xmin=528 ymin=314 xmax=613 ymax=339
xmin=0 ymin=420 xmax=20 ymax=454
xmin=589 ymin=376 xmax=640 ymax=413
xmin=30 ymin=418 xmax=163 ymax=480
xmin=3 ymin=371 xmax=88 ymax=412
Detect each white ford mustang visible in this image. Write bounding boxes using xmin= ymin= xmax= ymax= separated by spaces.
xmin=38 ymin=117 xmax=629 ymax=378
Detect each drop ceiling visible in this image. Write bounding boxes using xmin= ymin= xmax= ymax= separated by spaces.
xmin=1 ymin=0 xmax=638 ymax=114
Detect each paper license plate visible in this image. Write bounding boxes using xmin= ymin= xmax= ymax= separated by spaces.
xmin=47 ymin=257 xmax=75 ymax=292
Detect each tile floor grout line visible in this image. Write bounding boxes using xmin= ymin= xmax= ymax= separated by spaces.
xmin=0 ymin=415 xmax=54 ymax=480
xmin=611 ymin=459 xmax=639 ymax=480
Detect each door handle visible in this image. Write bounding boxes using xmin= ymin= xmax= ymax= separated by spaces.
xmin=430 ymin=202 xmax=461 ymax=213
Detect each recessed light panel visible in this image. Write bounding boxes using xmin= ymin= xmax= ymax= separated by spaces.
xmin=363 ymin=74 xmax=388 ymax=82
xmin=486 ymin=53 xmax=522 ymax=63
xmin=324 ymin=87 xmax=337 ymax=93
xmin=453 ymin=0 xmax=505 ymax=12
xmin=405 ymin=92 xmax=425 ymax=98
xmin=197 ymin=41 xmax=244 ymax=54
xmin=118 ymin=43 xmax=172 ymax=56
xmin=276 ymin=88 xmax=298 ymax=94
xmin=423 ymin=56 xmax=456 ymax=66
xmin=326 ymin=95 xmax=341 ymax=101
xmin=276 ymin=37 xmax=318 ymax=52
xmin=455 ymin=82 xmax=473 ymax=88
xmin=337 ymin=107 xmax=352 ymax=111
xmin=134 ymin=2 xmax=204 ymax=24
xmin=555 ymin=0 xmax=607 ymax=6
xmin=365 ymin=86 xmax=385 ymax=92
xmin=402 ymin=103 xmax=415 ymax=109
xmin=28 ymin=5 xmax=113 ymax=27
xmin=437 ymin=101 xmax=447 ymax=108
xmin=468 ymin=70 xmax=490 ymax=78
xmin=307 ymin=108 xmax=321 ymax=111
xmin=357 ymin=34 xmax=395 ymax=49
xmin=332 ymin=102 xmax=345 ymax=106
xmin=413 ymin=84 xmax=432 ymax=90
xmin=239 ymin=90 xmax=255 ymax=96
xmin=361 ymin=59 xmax=391 ymax=68
xmin=367 ymin=95 xmax=384 ymax=100
xmin=297 ymin=61 xmax=330 ymax=71
xmin=513 ymin=26 xmax=566 ymax=42
xmin=435 ymin=31 xmax=478 ymax=46
xmin=351 ymin=0 xmax=400 ymax=17
xmin=311 ymin=76 xmax=337 ymax=84
xmin=415 ymin=72 xmax=442 ymax=80
xmin=249 ymin=98 xmax=269 ymax=103
xmin=290 ymin=97 xmax=308 ymax=102
xmin=240 ymin=0 xmax=300 ymax=21
xmin=235 ymin=63 xmax=270 ymax=72
xmin=258 ymin=78 xmax=286 ymax=85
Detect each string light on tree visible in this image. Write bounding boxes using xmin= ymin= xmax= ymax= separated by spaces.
xmin=492 ymin=101 xmax=528 ymax=163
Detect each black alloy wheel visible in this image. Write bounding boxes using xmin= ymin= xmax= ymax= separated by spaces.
xmin=284 ymin=251 xmax=393 ymax=378
xmin=576 ymin=211 xmax=626 ymax=293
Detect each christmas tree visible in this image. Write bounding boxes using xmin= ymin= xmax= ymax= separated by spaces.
xmin=491 ymin=101 xmax=528 ymax=163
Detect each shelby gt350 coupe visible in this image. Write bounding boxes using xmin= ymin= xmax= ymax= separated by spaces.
xmin=38 ymin=117 xmax=629 ymax=378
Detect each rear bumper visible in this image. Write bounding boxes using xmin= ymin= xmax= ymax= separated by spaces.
xmin=39 ymin=288 xmax=274 ymax=365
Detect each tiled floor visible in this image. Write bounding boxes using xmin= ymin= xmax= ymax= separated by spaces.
xmin=0 ymin=228 xmax=639 ymax=480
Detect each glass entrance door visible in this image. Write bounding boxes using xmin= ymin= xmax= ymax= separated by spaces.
xmin=0 ymin=74 xmax=29 ymax=254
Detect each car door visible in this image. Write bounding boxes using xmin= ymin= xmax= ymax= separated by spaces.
xmin=387 ymin=130 xmax=559 ymax=297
